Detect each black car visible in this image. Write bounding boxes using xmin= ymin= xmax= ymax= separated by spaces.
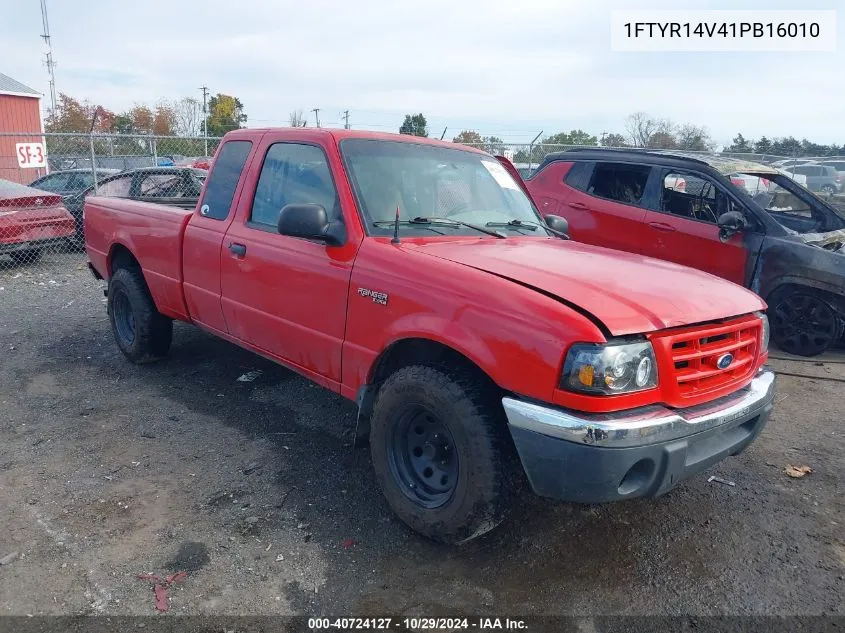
xmin=29 ymin=168 xmax=121 ymax=197
xmin=64 ymin=167 xmax=207 ymax=244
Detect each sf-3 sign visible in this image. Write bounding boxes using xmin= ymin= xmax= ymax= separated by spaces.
xmin=16 ymin=143 xmax=47 ymax=169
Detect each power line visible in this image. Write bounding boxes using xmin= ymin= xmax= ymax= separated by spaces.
xmin=39 ymin=0 xmax=57 ymax=116
xmin=199 ymin=86 xmax=209 ymax=155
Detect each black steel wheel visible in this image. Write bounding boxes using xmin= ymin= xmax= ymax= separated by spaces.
xmin=369 ymin=364 xmax=515 ymax=544
xmin=388 ymin=404 xmax=459 ymax=509
xmin=107 ymin=267 xmax=173 ymax=363
xmin=770 ymin=290 xmax=840 ymax=356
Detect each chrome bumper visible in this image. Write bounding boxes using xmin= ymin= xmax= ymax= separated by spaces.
xmin=502 ymin=369 xmax=776 ymax=449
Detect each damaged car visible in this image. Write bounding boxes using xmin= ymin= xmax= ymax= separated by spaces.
xmin=518 ymin=149 xmax=845 ymax=356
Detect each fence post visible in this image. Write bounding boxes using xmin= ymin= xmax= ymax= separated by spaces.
xmin=89 ymin=133 xmax=99 ymax=195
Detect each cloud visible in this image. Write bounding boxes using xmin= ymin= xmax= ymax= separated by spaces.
xmin=1 ymin=0 xmax=841 ymax=144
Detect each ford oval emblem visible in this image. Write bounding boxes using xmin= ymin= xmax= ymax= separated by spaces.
xmin=716 ymin=353 xmax=734 ymax=370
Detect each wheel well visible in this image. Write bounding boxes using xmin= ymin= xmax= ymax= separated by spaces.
xmin=108 ymin=244 xmax=140 ymax=275
xmin=766 ymin=283 xmax=845 ymax=316
xmin=356 ymin=338 xmax=500 ymax=424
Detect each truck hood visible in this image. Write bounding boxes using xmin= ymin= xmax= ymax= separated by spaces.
xmin=409 ymin=238 xmax=766 ymax=336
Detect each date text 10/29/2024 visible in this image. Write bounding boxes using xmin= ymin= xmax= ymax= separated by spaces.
xmin=308 ymin=617 xmax=528 ymax=630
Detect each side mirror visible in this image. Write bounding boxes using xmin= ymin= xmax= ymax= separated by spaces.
xmin=717 ymin=210 xmax=748 ymax=242
xmin=544 ymin=214 xmax=569 ymax=238
xmin=277 ymin=203 xmax=345 ymax=246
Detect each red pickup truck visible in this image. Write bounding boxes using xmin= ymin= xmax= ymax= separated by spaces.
xmin=85 ymin=128 xmax=776 ymax=543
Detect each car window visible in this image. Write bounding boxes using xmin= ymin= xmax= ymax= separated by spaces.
xmin=199 ymin=140 xmax=253 ymax=221
xmin=96 ymin=175 xmax=133 ymax=197
xmin=139 ymin=174 xmax=184 ymax=197
xmin=73 ymin=172 xmax=95 ymax=189
xmin=821 ymin=166 xmax=837 ymax=177
xmin=250 ymin=143 xmax=338 ymax=228
xmin=563 ymin=161 xmax=594 ymax=192
xmin=33 ymin=173 xmax=73 ymax=192
xmin=587 ymin=163 xmax=650 ymax=205
xmin=660 ymin=171 xmax=740 ymax=224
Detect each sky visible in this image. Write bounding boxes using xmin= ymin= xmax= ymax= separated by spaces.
xmin=1 ymin=0 xmax=842 ymax=147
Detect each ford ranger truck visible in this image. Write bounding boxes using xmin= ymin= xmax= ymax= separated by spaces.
xmin=84 ymin=128 xmax=776 ymax=544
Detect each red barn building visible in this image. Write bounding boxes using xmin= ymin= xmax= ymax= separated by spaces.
xmin=0 ymin=73 xmax=44 ymax=184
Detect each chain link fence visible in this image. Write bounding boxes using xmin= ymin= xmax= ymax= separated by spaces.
xmin=0 ymin=132 xmax=221 ymax=270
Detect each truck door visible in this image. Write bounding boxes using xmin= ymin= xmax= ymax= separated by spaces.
xmin=642 ymin=169 xmax=751 ymax=286
xmin=219 ymin=138 xmax=359 ymax=390
xmin=182 ymin=139 xmax=255 ymax=334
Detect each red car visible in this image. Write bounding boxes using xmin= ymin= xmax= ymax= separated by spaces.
xmin=0 ymin=179 xmax=76 ymax=264
xmin=83 ymin=129 xmax=775 ymax=543
xmin=519 ymin=149 xmax=845 ymax=356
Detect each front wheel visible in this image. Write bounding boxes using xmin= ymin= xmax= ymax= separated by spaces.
xmin=369 ymin=364 xmax=513 ymax=544
xmin=821 ymin=184 xmax=836 ymax=196
xmin=769 ymin=289 xmax=841 ymax=356
xmin=107 ymin=267 xmax=173 ymax=363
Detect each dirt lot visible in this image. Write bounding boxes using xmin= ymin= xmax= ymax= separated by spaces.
xmin=0 ymin=254 xmax=843 ymax=618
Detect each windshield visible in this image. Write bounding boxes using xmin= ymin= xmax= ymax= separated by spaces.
xmin=340 ymin=139 xmax=546 ymax=237
xmin=730 ymin=170 xmax=845 ymax=234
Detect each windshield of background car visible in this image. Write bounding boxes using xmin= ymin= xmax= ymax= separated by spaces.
xmin=731 ymin=171 xmax=845 ymax=234
xmin=340 ymin=139 xmax=546 ymax=237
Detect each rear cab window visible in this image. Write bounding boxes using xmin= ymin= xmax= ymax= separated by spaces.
xmin=199 ymin=140 xmax=253 ymax=220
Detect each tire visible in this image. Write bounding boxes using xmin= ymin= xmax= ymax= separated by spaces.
xmin=369 ymin=364 xmax=514 ymax=544
xmin=107 ymin=267 xmax=173 ymax=363
xmin=821 ymin=185 xmax=836 ymax=196
xmin=768 ymin=288 xmax=841 ymax=357
xmin=9 ymin=249 xmax=42 ymax=265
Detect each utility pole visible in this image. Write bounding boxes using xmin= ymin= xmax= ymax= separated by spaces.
xmin=199 ymin=86 xmax=209 ymax=156
xmin=342 ymin=110 xmax=350 ymax=129
xmin=311 ymin=108 xmax=321 ymax=128
xmin=39 ymin=0 xmax=57 ymax=117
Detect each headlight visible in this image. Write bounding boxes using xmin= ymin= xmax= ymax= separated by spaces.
xmin=755 ymin=311 xmax=770 ymax=354
xmin=562 ymin=341 xmax=658 ymax=395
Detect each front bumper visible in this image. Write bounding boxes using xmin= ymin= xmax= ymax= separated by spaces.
xmin=502 ymin=369 xmax=775 ymax=503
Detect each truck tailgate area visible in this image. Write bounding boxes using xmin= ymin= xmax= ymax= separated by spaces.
xmin=84 ymin=197 xmax=193 ymax=320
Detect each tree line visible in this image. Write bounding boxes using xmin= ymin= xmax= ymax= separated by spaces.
xmin=398 ymin=111 xmax=845 ymax=159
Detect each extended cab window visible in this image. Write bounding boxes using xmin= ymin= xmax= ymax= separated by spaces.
xmin=587 ymin=163 xmax=650 ymax=205
xmin=199 ymin=140 xmax=252 ymax=220
xmin=250 ymin=143 xmax=338 ymax=228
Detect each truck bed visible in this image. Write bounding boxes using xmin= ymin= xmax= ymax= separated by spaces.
xmin=85 ymin=197 xmax=193 ymax=320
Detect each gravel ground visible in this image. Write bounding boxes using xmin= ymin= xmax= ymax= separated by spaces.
xmin=0 ymin=253 xmax=843 ymax=618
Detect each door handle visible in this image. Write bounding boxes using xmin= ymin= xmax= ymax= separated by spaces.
xmin=568 ymin=201 xmax=589 ymax=210
xmin=648 ymin=221 xmax=676 ymax=233
xmin=229 ymin=243 xmax=247 ymax=257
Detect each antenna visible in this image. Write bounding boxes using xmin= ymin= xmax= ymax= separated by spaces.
xmin=39 ymin=0 xmax=57 ymax=117
xmin=440 ymin=127 xmax=447 ymax=140
xmin=312 ymin=108 xmax=321 ymax=128
xmin=391 ymin=206 xmax=401 ymax=244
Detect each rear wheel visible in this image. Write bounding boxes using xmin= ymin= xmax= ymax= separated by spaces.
xmin=369 ymin=364 xmax=513 ymax=544
xmin=769 ymin=289 xmax=841 ymax=356
xmin=9 ymin=249 xmax=42 ymax=265
xmin=107 ymin=267 xmax=172 ymax=363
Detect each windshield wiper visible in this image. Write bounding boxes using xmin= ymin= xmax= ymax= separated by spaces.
xmin=374 ymin=217 xmax=506 ymax=239
xmin=486 ymin=219 xmax=569 ymax=239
